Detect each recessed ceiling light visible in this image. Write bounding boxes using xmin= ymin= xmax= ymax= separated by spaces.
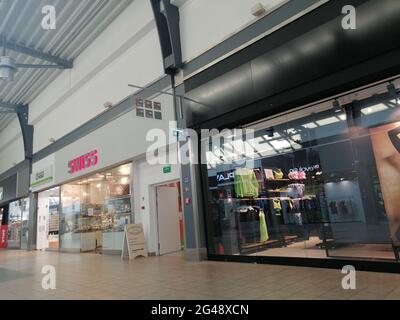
xmin=119 ymin=165 xmax=130 ymax=175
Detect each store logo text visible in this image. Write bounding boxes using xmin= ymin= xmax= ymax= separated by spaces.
xmin=289 ymin=165 xmax=320 ymax=173
xmin=217 ymin=172 xmax=235 ymax=182
xmin=68 ymin=150 xmax=98 ymax=175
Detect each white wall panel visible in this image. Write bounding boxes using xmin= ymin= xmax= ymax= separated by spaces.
xmin=52 ymin=91 xmax=175 ymax=185
xmin=179 ymin=0 xmax=287 ymax=62
xmin=33 ymin=28 xmax=164 ymax=152
xmin=30 ymin=0 xmax=164 ymax=152
xmin=0 ymin=118 xmax=25 ymax=173
xmin=0 ymin=0 xmax=291 ymax=176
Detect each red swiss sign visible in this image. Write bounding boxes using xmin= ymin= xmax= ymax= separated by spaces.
xmin=68 ymin=149 xmax=98 ymax=175
xmin=0 ymin=225 xmax=8 ymax=249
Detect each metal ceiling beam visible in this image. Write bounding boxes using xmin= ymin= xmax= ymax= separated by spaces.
xmin=4 ymin=38 xmax=73 ymax=69
xmin=16 ymin=105 xmax=33 ymax=160
xmin=0 ymin=101 xmax=33 ymax=159
xmin=0 ymin=100 xmax=21 ymax=111
xmin=150 ymin=0 xmax=182 ymax=75
xmin=15 ymin=64 xmax=69 ymax=69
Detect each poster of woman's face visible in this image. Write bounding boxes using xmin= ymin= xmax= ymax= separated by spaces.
xmin=370 ymin=122 xmax=400 ymax=245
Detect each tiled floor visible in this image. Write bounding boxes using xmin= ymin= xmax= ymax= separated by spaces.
xmin=0 ymin=250 xmax=399 ymax=300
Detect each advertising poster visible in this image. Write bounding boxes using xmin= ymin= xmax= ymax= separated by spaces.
xmin=370 ymin=122 xmax=400 ymax=245
xmin=122 ymin=224 xmax=147 ymax=260
xmin=0 ymin=225 xmax=8 ymax=249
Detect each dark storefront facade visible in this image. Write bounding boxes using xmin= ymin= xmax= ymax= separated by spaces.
xmin=0 ymin=161 xmax=31 ymax=250
xmin=201 ymin=87 xmax=400 ymax=267
xmin=182 ymin=0 xmax=400 ymax=271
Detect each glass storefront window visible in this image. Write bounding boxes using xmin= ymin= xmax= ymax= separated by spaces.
xmin=8 ymin=201 xmax=22 ymax=249
xmin=7 ymin=198 xmax=29 ymax=249
xmin=60 ymin=163 xmax=132 ymax=252
xmin=203 ymin=93 xmax=400 ymax=262
xmin=20 ymin=198 xmax=30 ymax=250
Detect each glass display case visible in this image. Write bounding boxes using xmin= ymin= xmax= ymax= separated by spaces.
xmin=104 ymin=194 xmax=131 ymax=232
xmin=60 ymin=163 xmax=132 ymax=252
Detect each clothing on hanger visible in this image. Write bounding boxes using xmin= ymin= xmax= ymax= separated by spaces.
xmin=253 ymin=168 xmax=265 ymax=193
xmin=259 ymin=210 xmax=269 ymax=242
xmin=288 ymin=199 xmax=294 ymax=211
xmin=288 ymin=183 xmax=305 ymax=198
xmin=294 ymin=212 xmax=303 ymax=225
xmin=273 ymin=199 xmax=282 ymax=211
xmin=293 ymin=199 xmax=301 ymax=212
xmin=235 ymin=206 xmax=261 ymax=244
xmin=234 ymin=168 xmax=259 ymax=198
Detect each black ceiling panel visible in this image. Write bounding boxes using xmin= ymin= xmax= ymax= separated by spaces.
xmin=184 ymin=0 xmax=400 ymax=128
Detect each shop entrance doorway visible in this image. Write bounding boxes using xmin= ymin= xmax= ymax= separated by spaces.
xmin=37 ymin=188 xmax=60 ymax=250
xmin=156 ymin=182 xmax=184 ymax=256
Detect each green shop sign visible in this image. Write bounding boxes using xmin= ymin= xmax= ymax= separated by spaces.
xmin=163 ymin=166 xmax=171 ymax=174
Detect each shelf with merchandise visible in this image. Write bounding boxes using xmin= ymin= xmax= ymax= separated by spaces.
xmin=105 ymin=194 xmax=131 ymax=200
xmin=112 ymin=210 xmax=131 ymax=215
xmin=220 ymin=195 xmax=317 ymax=201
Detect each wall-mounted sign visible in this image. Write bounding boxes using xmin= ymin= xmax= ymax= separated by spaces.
xmin=68 ymin=149 xmax=98 ymax=175
xmin=163 ymin=165 xmax=172 ymax=174
xmin=31 ymin=166 xmax=54 ymax=188
xmin=0 ymin=187 xmax=3 ymax=201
